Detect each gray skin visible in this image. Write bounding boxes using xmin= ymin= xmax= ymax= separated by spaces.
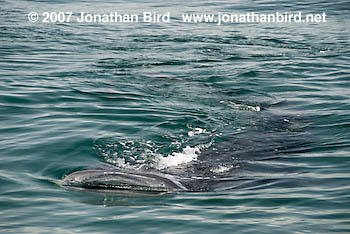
xmin=61 ymin=167 xmax=188 ymax=193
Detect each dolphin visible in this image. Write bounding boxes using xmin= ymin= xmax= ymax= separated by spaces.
xmin=61 ymin=167 xmax=188 ymax=194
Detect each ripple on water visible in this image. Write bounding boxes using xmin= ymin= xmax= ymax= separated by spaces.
xmin=0 ymin=0 xmax=350 ymax=233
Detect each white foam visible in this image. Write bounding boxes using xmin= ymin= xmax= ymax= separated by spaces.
xmin=210 ymin=165 xmax=236 ymax=174
xmin=106 ymin=157 xmax=128 ymax=168
xmin=106 ymin=154 xmax=146 ymax=170
xmin=188 ymin=127 xmax=207 ymax=137
xmin=155 ymin=146 xmax=200 ymax=169
xmin=155 ymin=143 xmax=211 ymax=169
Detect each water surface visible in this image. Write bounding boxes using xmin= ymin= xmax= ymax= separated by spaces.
xmin=1 ymin=0 xmax=350 ymax=233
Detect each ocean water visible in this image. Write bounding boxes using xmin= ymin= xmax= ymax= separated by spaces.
xmin=1 ymin=0 xmax=350 ymax=233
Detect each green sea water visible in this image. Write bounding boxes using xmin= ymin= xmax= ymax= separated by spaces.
xmin=1 ymin=0 xmax=350 ymax=233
